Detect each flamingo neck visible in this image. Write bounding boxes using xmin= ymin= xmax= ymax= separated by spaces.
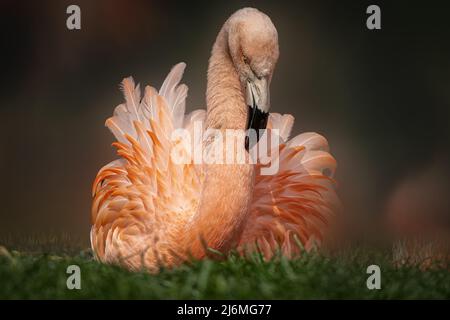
xmin=182 ymin=26 xmax=254 ymax=258
xmin=205 ymin=27 xmax=248 ymax=130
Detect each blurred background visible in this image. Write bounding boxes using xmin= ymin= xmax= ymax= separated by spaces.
xmin=0 ymin=0 xmax=449 ymax=247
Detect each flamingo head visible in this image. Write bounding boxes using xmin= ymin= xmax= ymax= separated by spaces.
xmin=226 ymin=7 xmax=279 ymax=148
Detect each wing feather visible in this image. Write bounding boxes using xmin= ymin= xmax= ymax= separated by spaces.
xmin=121 ymin=77 xmax=141 ymax=122
xmin=159 ymin=62 xmax=188 ymax=128
xmin=239 ymin=114 xmax=339 ymax=259
xmin=91 ymin=63 xmax=204 ymax=271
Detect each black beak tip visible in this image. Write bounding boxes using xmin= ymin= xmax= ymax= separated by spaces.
xmin=246 ymin=105 xmax=269 ymax=151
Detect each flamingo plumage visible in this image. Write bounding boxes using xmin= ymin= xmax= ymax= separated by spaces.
xmin=91 ymin=8 xmax=338 ymax=272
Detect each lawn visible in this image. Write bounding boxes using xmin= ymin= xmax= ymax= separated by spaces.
xmin=0 ymin=235 xmax=449 ymax=299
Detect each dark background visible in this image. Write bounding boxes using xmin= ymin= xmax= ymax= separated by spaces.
xmin=1 ymin=0 xmax=449 ymax=244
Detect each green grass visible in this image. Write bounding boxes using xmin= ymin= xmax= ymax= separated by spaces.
xmin=1 ymin=237 xmax=449 ymax=299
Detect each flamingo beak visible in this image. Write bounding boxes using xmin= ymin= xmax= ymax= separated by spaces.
xmin=245 ymin=77 xmax=270 ymax=150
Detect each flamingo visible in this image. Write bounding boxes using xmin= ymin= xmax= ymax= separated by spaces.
xmin=91 ymin=8 xmax=338 ymax=272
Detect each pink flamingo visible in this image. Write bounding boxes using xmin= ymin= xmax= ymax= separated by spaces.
xmin=91 ymin=8 xmax=338 ymax=271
